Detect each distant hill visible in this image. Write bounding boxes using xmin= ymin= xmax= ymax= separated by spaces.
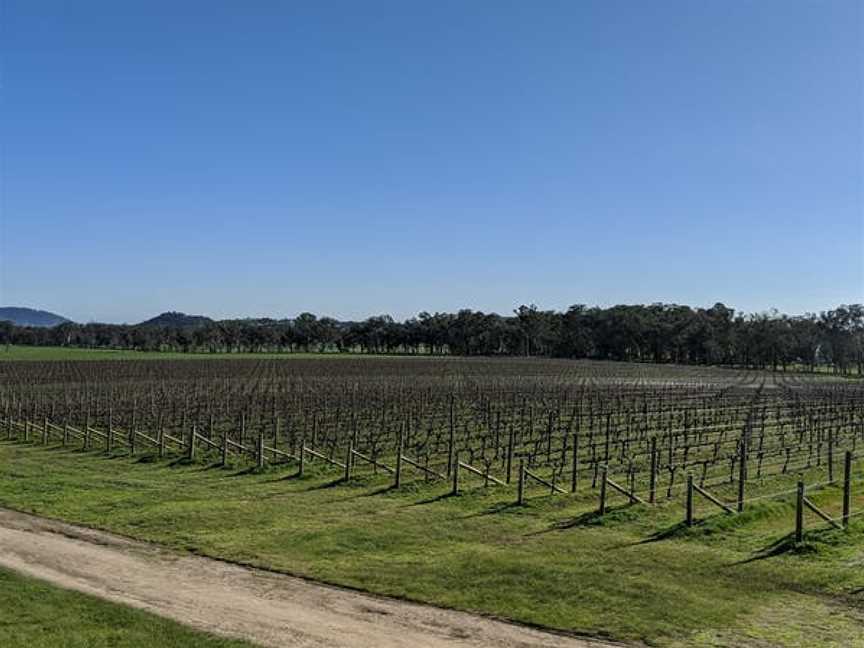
xmin=0 ymin=307 xmax=71 ymax=328
xmin=138 ymin=311 xmax=214 ymax=328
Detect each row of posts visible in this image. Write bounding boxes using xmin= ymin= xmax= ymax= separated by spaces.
xmin=6 ymin=417 xmax=857 ymax=527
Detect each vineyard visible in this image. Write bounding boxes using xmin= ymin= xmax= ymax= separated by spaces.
xmin=2 ymin=357 xmax=862 ymax=535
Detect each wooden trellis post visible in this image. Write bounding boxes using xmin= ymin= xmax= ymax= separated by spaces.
xmin=737 ymin=439 xmax=747 ymax=513
xmin=451 ymin=452 xmax=460 ymax=496
xmin=843 ymin=451 xmax=852 ymax=528
xmin=570 ymin=432 xmax=579 ymax=493
xmin=795 ymin=480 xmax=806 ymax=543
xmin=599 ymin=465 xmax=608 ymax=515
xmin=649 ymin=436 xmax=658 ymax=504
xmin=106 ymin=409 xmax=113 ymax=453
xmin=447 ymin=396 xmax=455 ymax=478
xmin=158 ymin=417 xmax=166 ymax=459
xmin=129 ymin=409 xmax=137 ymax=456
xmin=506 ymin=426 xmax=515 ymax=484
xmin=298 ymin=435 xmax=306 ymax=477
xmin=84 ymin=411 xmax=91 ymax=450
xmin=256 ymin=432 xmax=265 ymax=470
xmin=344 ymin=440 xmax=353 ymax=481
xmin=686 ymin=474 xmax=694 ymax=527
xmin=394 ymin=425 xmax=404 ymax=489
xmin=517 ymin=459 xmax=526 ymax=505
xmin=188 ymin=425 xmax=197 ymax=461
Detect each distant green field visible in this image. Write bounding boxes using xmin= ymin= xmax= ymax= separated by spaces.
xmin=0 ymin=442 xmax=861 ymax=647
xmin=2 ymin=347 xmax=856 ymax=382
xmin=0 ymin=345 xmax=374 ymax=362
xmin=0 ymin=567 xmax=253 ymax=648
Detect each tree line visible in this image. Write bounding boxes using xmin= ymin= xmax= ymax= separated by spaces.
xmin=1 ymin=303 xmax=862 ymax=374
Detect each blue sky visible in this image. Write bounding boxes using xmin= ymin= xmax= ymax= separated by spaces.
xmin=1 ymin=1 xmax=861 ymax=323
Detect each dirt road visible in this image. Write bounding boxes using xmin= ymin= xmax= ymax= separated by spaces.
xmin=0 ymin=508 xmax=620 ymax=648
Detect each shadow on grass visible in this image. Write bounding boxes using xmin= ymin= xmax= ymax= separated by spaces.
xmin=40 ymin=444 xmax=138 ymax=463
xmin=167 ymin=456 xmax=196 ymax=469
xmin=225 ymin=465 xmax=282 ymax=478
xmin=406 ymin=491 xmax=459 ymax=506
xmin=35 ymin=445 xmax=95 ymax=458
xmin=362 ymin=483 xmax=400 ymax=497
xmin=458 ymin=500 xmax=523 ymax=519
xmin=634 ymin=521 xmax=693 ymax=545
xmin=265 ymin=471 xmax=304 ymax=483
xmin=360 ymin=477 xmax=443 ymax=498
xmin=733 ymin=532 xmax=809 ymax=563
xmin=4 ymin=440 xmax=345 ymax=487
xmin=134 ymin=454 xmax=169 ymax=465
xmin=735 ymin=524 xmax=844 ymax=564
xmin=525 ymin=503 xmax=636 ymax=536
xmin=186 ymin=460 xmax=235 ymax=472
xmin=102 ymin=449 xmax=151 ymax=462
xmin=304 ymin=477 xmax=349 ymax=491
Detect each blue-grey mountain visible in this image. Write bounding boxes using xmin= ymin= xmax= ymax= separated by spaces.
xmin=0 ymin=307 xmax=70 ymax=328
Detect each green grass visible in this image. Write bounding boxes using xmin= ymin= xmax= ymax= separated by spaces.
xmin=0 ymin=442 xmax=862 ymax=647
xmin=0 ymin=567 xmax=254 ymax=648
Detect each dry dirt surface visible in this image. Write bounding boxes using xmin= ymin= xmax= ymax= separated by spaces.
xmin=0 ymin=508 xmax=623 ymax=648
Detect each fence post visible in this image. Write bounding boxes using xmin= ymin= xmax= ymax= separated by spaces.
xmin=447 ymin=396 xmax=455 ymax=478
xmin=686 ymin=474 xmax=694 ymax=527
xmin=130 ymin=408 xmax=137 ymax=455
xmin=649 ymin=437 xmax=658 ymax=504
xmin=256 ymin=432 xmax=265 ymax=470
xmin=828 ymin=428 xmax=835 ymax=483
xmin=106 ymin=410 xmax=113 ymax=453
xmin=599 ymin=465 xmax=608 ymax=516
xmin=570 ymin=432 xmax=579 ymax=493
xmin=394 ymin=426 xmax=404 ymax=489
xmin=795 ymin=480 xmax=805 ymax=543
xmin=737 ymin=440 xmax=747 ymax=513
xmin=517 ymin=459 xmax=526 ymax=505
xmin=843 ymin=451 xmax=852 ymax=529
xmin=344 ymin=440 xmax=353 ymax=481
xmin=298 ymin=437 xmax=306 ymax=477
xmin=506 ymin=426 xmax=515 ymax=484
xmin=188 ymin=425 xmax=197 ymax=461
xmin=221 ymin=428 xmax=228 ymax=466
xmin=158 ymin=421 xmax=165 ymax=459
xmin=451 ymin=452 xmax=460 ymax=496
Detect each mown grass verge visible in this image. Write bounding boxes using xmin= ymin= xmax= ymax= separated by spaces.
xmin=0 ymin=567 xmax=254 ymax=648
xmin=0 ymin=442 xmax=862 ymax=647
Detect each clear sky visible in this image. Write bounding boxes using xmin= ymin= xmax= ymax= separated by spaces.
xmin=1 ymin=1 xmax=861 ymax=324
